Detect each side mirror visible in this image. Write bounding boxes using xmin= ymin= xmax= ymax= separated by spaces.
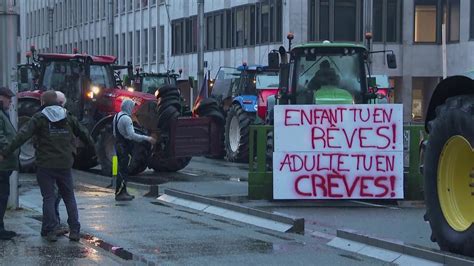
xmin=268 ymin=51 xmax=280 ymax=70
xmin=387 ymin=54 xmax=397 ymax=69
xmin=19 ymin=68 xmax=29 ymax=83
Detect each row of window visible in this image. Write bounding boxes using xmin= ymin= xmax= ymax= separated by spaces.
xmin=171 ymin=0 xmax=283 ymax=55
xmin=26 ymin=0 xmax=164 ymax=38
xmin=414 ymin=0 xmax=460 ymax=43
xmin=115 ymin=0 xmax=165 ymax=15
xmin=114 ymin=26 xmax=165 ymax=65
xmin=309 ymin=0 xmax=401 ymax=43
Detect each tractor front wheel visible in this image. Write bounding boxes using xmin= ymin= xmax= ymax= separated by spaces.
xmin=224 ymin=104 xmax=254 ymax=162
xmin=423 ymin=95 xmax=474 ymax=257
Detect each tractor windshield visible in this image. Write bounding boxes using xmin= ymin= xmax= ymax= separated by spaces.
xmin=255 ymin=72 xmax=279 ymax=89
xmin=141 ymin=75 xmax=175 ymax=94
xmin=293 ymin=48 xmax=365 ymax=104
xmin=42 ymin=61 xmax=114 ymax=90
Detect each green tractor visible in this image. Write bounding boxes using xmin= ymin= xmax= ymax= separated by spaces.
xmin=264 ymin=38 xmax=397 ymax=129
xmin=420 ymin=71 xmax=474 ymax=257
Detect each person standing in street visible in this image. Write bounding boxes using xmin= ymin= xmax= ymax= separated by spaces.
xmin=113 ymin=99 xmax=156 ymax=201
xmin=0 ymin=87 xmax=18 ymax=240
xmin=0 ymin=90 xmax=94 ymax=242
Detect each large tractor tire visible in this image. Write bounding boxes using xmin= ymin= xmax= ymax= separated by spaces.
xmin=18 ymin=100 xmax=40 ymax=173
xmin=423 ymin=95 xmax=474 ymax=257
xmin=150 ymin=86 xmax=191 ymax=173
xmin=95 ymin=122 xmax=151 ymax=176
xmin=224 ymin=104 xmax=255 ymax=162
xmin=194 ymin=98 xmax=225 ymax=159
xmin=266 ymin=131 xmax=274 ymax=171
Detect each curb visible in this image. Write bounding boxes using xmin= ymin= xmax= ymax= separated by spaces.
xmin=160 ymin=189 xmax=304 ymax=233
xmin=71 ymin=169 xmax=159 ymax=197
xmin=336 ymin=229 xmax=474 ymax=265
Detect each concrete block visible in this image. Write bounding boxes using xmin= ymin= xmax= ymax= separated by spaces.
xmin=393 ymin=255 xmax=443 ymax=266
xmin=327 ymin=238 xmax=367 ymax=253
xmin=358 ymin=245 xmax=401 ymax=262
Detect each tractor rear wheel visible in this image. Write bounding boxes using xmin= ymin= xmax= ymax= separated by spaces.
xmin=95 ymin=122 xmax=150 ymax=176
xmin=18 ymin=100 xmax=40 ymax=173
xmin=423 ymin=95 xmax=474 ymax=257
xmin=150 ymin=86 xmax=192 ymax=173
xmin=224 ymin=104 xmax=254 ymax=162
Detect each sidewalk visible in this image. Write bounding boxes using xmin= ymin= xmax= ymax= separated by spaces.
xmin=0 ymin=207 xmax=124 ymax=265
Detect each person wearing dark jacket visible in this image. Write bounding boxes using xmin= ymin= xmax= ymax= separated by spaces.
xmin=0 ymin=87 xmax=19 ymax=240
xmin=0 ymin=90 xmax=94 ymax=242
xmin=113 ymin=99 xmax=156 ymax=201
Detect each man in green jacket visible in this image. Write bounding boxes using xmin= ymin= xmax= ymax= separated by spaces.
xmin=0 ymin=87 xmax=18 ymax=240
xmin=0 ymin=90 xmax=94 ymax=242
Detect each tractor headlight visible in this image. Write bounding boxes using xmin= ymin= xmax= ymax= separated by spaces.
xmin=91 ymin=86 xmax=100 ymax=95
xmin=154 ymin=90 xmax=159 ymax=97
xmin=126 ymin=86 xmax=135 ymax=92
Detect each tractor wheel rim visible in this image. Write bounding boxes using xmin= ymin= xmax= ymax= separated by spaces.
xmin=229 ymin=115 xmax=241 ymax=152
xmin=437 ymin=135 xmax=474 ymax=232
xmin=19 ymin=139 xmax=35 ymax=161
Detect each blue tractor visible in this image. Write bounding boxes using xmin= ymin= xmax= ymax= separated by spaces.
xmin=210 ymin=64 xmax=279 ymax=162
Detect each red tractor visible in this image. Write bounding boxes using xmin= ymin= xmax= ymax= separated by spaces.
xmin=17 ymin=48 xmax=223 ymax=176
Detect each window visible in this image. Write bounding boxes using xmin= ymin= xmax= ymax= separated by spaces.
xmin=115 ymin=0 xmax=119 ymax=15
xmin=308 ymin=0 xmax=363 ymax=42
xmin=471 ymin=0 xmax=474 ymax=39
xmin=448 ymin=0 xmax=460 ymax=42
xmin=78 ymin=0 xmax=82 ymax=24
xmin=151 ymin=0 xmax=156 ymax=6
xmin=373 ymin=0 xmax=402 ymax=43
xmin=172 ymin=20 xmax=183 ymax=55
xmin=129 ymin=0 xmax=133 ymax=11
xmin=414 ymin=0 xmax=438 ymax=43
xmin=96 ymin=0 xmax=100 ymax=19
xmin=135 ymin=0 xmax=140 ymax=9
xmin=114 ymin=35 xmax=118 ymax=56
xmin=142 ymin=0 xmax=148 ymax=8
xmin=143 ymin=29 xmax=148 ymax=63
xmin=90 ymin=0 xmax=94 ymax=21
xmin=215 ymin=13 xmax=224 ymax=49
xmin=135 ymin=30 xmax=140 ymax=63
xmin=102 ymin=37 xmax=106 ymax=54
xmin=128 ymin=32 xmax=133 ymax=63
xmin=234 ymin=7 xmax=245 ymax=47
xmin=160 ymin=25 xmax=165 ymax=62
xmin=96 ymin=38 xmax=100 ymax=54
xmin=91 ymin=39 xmax=94 ymax=54
xmin=121 ymin=0 xmax=126 ymax=13
xmin=121 ymin=33 xmax=126 ymax=64
xmin=206 ymin=15 xmax=215 ymax=50
xmin=84 ymin=1 xmax=87 ymax=22
xmin=85 ymin=40 xmax=89 ymax=53
xmin=151 ymin=27 xmax=157 ymax=62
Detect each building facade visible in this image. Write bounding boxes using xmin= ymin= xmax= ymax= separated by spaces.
xmin=19 ymin=0 xmax=474 ymax=122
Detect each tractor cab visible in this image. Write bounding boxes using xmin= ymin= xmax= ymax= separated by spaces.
xmin=128 ymin=70 xmax=179 ymax=96
xmin=36 ymin=54 xmax=117 ymax=125
xmin=289 ymin=43 xmax=368 ymax=105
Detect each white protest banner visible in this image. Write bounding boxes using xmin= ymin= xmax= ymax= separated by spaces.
xmin=273 ymin=104 xmax=404 ymax=200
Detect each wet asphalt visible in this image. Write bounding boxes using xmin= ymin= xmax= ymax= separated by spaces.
xmin=1 ymin=156 xmax=441 ymax=265
xmin=15 ymin=171 xmax=386 ymax=265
